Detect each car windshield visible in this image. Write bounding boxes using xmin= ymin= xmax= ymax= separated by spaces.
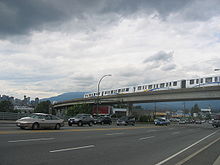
xmin=29 ymin=114 xmax=45 ymax=119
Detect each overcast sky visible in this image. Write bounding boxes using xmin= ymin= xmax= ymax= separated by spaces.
xmin=1 ymin=0 xmax=220 ymax=99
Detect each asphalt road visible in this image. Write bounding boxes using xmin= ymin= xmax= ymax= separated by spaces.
xmin=0 ymin=123 xmax=219 ymax=165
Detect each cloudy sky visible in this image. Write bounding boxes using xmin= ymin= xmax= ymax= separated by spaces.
xmin=1 ymin=0 xmax=220 ymax=99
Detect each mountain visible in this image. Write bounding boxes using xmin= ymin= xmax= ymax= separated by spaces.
xmin=135 ymin=100 xmax=220 ymax=112
xmin=41 ymin=92 xmax=87 ymax=102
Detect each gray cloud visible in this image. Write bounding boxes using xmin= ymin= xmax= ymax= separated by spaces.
xmin=161 ymin=64 xmax=176 ymax=71
xmin=143 ymin=51 xmax=173 ymax=63
xmin=0 ymin=0 xmax=64 ymax=38
xmin=2 ymin=0 xmax=220 ymax=39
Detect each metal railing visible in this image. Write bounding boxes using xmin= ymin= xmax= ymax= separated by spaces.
xmin=0 ymin=112 xmax=30 ymax=120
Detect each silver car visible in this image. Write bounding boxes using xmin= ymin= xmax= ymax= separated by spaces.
xmin=16 ymin=113 xmax=64 ymax=130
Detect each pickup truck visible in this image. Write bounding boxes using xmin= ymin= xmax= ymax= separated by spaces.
xmin=212 ymin=114 xmax=220 ymax=128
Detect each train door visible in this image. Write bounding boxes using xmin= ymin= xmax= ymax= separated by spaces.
xmin=181 ymin=80 xmax=186 ymax=88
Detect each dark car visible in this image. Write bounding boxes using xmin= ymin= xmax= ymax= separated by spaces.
xmin=212 ymin=114 xmax=220 ymax=128
xmin=94 ymin=116 xmax=112 ymax=125
xmin=68 ymin=114 xmax=94 ymax=126
xmin=116 ymin=116 xmax=135 ymax=126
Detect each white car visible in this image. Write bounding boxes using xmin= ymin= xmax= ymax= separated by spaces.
xmin=16 ymin=113 xmax=64 ymax=130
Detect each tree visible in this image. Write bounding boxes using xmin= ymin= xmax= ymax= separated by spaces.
xmin=66 ymin=104 xmax=92 ymax=117
xmin=34 ymin=100 xmax=51 ymax=114
xmin=0 ymin=101 xmax=14 ymax=112
xmin=191 ymin=104 xmax=201 ymax=116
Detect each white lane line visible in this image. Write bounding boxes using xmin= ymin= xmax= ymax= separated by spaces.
xmin=147 ymin=130 xmax=157 ymax=133
xmin=139 ymin=136 xmax=155 ymax=140
xmin=105 ymin=132 xmax=124 ymax=136
xmin=155 ymin=131 xmax=218 ymax=165
xmin=175 ymin=137 xmax=220 ymax=165
xmin=171 ymin=131 xmax=180 ymax=135
xmin=50 ymin=145 xmax=95 ymax=153
xmin=213 ymin=155 xmax=220 ymax=165
xmin=8 ymin=138 xmax=55 ymax=143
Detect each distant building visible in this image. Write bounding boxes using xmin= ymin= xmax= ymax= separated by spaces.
xmin=14 ymin=106 xmax=34 ymax=113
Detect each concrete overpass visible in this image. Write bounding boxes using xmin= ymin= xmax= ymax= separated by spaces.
xmin=53 ymin=86 xmax=220 ymax=112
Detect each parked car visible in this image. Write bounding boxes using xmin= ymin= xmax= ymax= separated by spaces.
xmin=68 ymin=114 xmax=94 ymax=126
xmin=154 ymin=118 xmax=170 ymax=126
xmin=116 ymin=116 xmax=135 ymax=126
xmin=16 ymin=113 xmax=64 ymax=130
xmin=212 ymin=114 xmax=220 ymax=128
xmin=179 ymin=119 xmax=187 ymax=124
xmin=195 ymin=120 xmax=202 ymax=124
xmin=94 ymin=116 xmax=112 ymax=125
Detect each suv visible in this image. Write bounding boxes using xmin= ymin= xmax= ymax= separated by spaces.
xmin=116 ymin=116 xmax=135 ymax=126
xmin=212 ymin=114 xmax=220 ymax=128
xmin=68 ymin=114 xmax=94 ymax=126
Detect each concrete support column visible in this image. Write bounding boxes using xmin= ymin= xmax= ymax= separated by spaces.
xmin=127 ymin=103 xmax=133 ymax=116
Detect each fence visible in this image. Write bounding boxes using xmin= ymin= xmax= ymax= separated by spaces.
xmin=0 ymin=112 xmax=30 ymax=120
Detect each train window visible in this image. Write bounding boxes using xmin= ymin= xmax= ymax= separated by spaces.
xmin=200 ymin=78 xmax=203 ymax=83
xmin=118 ymin=89 xmax=121 ymax=93
xmin=166 ymin=83 xmax=168 ymax=87
xmin=138 ymin=86 xmax=142 ymax=90
xmin=205 ymin=77 xmax=212 ymax=83
xmin=173 ymin=81 xmax=177 ymax=86
xmin=122 ymin=89 xmax=125 ymax=92
xmin=169 ymin=82 xmax=172 ymax=86
xmin=190 ymin=79 xmax=194 ymax=84
xmin=111 ymin=90 xmax=113 ymax=94
xmin=153 ymin=84 xmax=156 ymax=88
xmin=215 ymin=77 xmax=218 ymax=82
xmin=148 ymin=85 xmax=152 ymax=89
xmin=126 ymin=88 xmax=129 ymax=92
xmin=160 ymin=83 xmax=165 ymax=88
xmin=196 ymin=79 xmax=199 ymax=84
xmin=156 ymin=84 xmax=159 ymax=88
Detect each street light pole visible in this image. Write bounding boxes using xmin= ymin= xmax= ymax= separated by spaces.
xmin=96 ymin=74 xmax=112 ymax=114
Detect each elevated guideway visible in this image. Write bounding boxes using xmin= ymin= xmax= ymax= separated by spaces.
xmin=53 ymin=86 xmax=220 ymax=110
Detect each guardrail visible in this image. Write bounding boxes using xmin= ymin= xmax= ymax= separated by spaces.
xmin=0 ymin=112 xmax=29 ymax=120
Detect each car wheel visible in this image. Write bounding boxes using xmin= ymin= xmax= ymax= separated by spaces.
xmin=55 ymin=124 xmax=61 ymax=130
xmin=32 ymin=123 xmax=39 ymax=130
xmin=78 ymin=121 xmax=83 ymax=126
xmin=88 ymin=122 xmax=93 ymax=126
xmin=68 ymin=123 xmax=72 ymax=126
xmin=20 ymin=126 xmax=25 ymax=129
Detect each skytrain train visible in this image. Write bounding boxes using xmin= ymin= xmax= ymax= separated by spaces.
xmin=84 ymin=75 xmax=220 ymax=98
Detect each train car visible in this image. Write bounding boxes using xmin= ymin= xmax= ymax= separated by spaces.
xmin=84 ymin=75 xmax=220 ymax=98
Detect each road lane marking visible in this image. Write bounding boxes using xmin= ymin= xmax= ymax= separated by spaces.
xmin=155 ymin=131 xmax=218 ymax=165
xmin=8 ymin=137 xmax=55 ymax=143
xmin=139 ymin=136 xmax=155 ymax=140
xmin=0 ymin=125 xmax=157 ymax=135
xmin=106 ymin=132 xmax=124 ymax=136
xmin=175 ymin=137 xmax=220 ymax=165
xmin=146 ymin=129 xmax=157 ymax=133
xmin=171 ymin=131 xmax=180 ymax=135
xmin=213 ymin=155 xmax=220 ymax=165
xmin=50 ymin=145 xmax=95 ymax=153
